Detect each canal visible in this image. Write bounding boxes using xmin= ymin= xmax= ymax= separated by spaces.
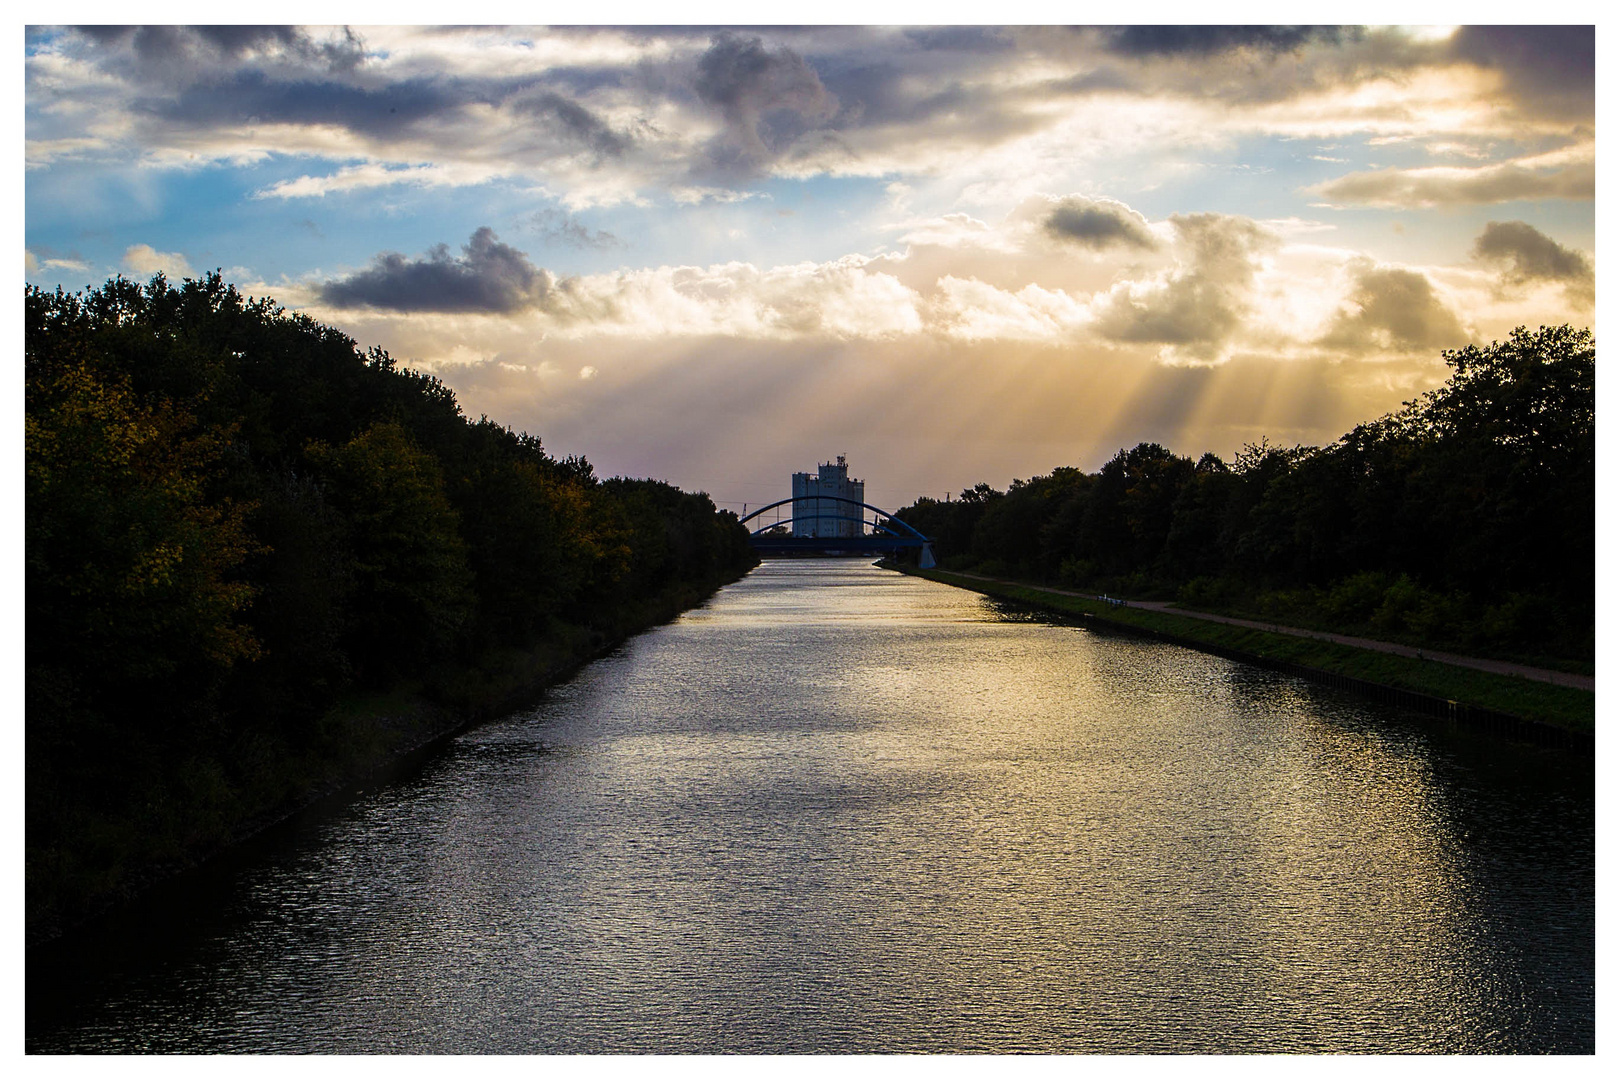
xmin=27 ymin=559 xmax=1594 ymax=1053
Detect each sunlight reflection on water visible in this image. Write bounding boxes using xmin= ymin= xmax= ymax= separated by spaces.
xmin=30 ymin=560 xmax=1592 ymax=1053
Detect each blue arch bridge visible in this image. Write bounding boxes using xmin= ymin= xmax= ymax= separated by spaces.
xmin=738 ymin=495 xmax=935 ymax=567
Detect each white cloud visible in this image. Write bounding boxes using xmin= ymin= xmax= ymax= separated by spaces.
xmin=254 ymin=161 xmax=505 ymax=199
xmin=121 ymin=243 xmax=193 ymax=279
xmin=928 ymin=277 xmax=1092 ymax=342
xmin=288 ymin=194 xmax=1591 ymax=376
xmin=1309 ymin=146 xmax=1595 ymax=208
xmin=893 ymin=213 xmax=1005 ymax=251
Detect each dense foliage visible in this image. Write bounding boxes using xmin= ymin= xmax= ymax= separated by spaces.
xmin=895 ymin=326 xmax=1594 ymax=667
xmin=27 ymin=273 xmax=756 ymax=934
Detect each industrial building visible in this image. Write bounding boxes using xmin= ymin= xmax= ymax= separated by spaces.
xmin=791 ymin=456 xmax=865 ymax=538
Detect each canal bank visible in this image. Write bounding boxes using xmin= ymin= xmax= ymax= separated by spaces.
xmin=28 ymin=560 xmax=758 ymax=949
xmin=885 ymin=563 xmax=1593 ymax=751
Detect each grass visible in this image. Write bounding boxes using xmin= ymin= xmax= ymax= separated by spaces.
xmin=897 ymin=565 xmax=1594 ymax=735
xmin=1177 ymin=583 xmax=1593 ymax=678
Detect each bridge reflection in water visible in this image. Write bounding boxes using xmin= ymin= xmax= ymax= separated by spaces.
xmin=739 ymin=495 xmax=934 ymax=565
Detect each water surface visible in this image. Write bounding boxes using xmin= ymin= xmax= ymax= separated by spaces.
xmin=29 ymin=560 xmax=1594 ymax=1053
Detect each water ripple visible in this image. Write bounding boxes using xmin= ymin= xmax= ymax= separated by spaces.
xmin=29 ymin=560 xmax=1593 ymax=1053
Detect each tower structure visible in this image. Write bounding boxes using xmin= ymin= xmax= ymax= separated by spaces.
xmin=791 ymin=455 xmax=865 ymax=539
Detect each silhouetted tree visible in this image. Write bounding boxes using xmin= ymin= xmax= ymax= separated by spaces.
xmin=891 ymin=325 xmax=1592 ymax=655
xmin=26 ymin=272 xmax=759 ymax=938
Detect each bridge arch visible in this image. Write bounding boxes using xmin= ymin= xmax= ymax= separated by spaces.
xmin=749 ymin=513 xmax=906 ymax=538
xmin=737 ymin=496 xmax=929 ymax=542
xmin=738 ymin=495 xmax=934 ymax=567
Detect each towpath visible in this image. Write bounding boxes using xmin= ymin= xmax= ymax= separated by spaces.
xmin=938 ymin=570 xmax=1594 ymax=692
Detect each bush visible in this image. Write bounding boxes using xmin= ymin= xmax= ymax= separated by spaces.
xmin=1058 ymin=557 xmax=1098 ymax=589
xmin=1322 ymin=571 xmax=1392 ymax=624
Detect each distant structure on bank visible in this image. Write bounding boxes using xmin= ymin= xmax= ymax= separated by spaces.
xmin=792 ymin=456 xmax=865 ymax=539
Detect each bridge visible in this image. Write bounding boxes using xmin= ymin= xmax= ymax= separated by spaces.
xmin=738 ymin=495 xmax=935 ymax=566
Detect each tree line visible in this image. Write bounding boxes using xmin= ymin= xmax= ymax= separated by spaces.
xmin=894 ymin=325 xmax=1593 ymax=668
xmin=26 ymin=273 xmax=757 ymax=935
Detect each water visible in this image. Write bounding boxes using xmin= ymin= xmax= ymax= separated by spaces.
xmin=28 ymin=560 xmax=1593 ymax=1053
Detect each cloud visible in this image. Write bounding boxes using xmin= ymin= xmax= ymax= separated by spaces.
xmin=1472 ymin=220 xmax=1593 ymax=305
xmin=77 ymin=25 xmax=365 ymax=82
xmin=298 ymin=202 xmax=1526 ymax=374
xmin=1043 ymin=196 xmax=1159 ymax=251
xmin=692 ymin=32 xmax=839 ymax=174
xmin=1090 ymin=213 xmax=1277 ymax=362
xmin=318 ymin=227 xmax=558 ymax=314
xmin=1310 ymin=155 xmax=1594 ymax=208
xmin=596 ymin=257 xmax=925 ymax=340
xmin=1103 ymin=26 xmax=1354 ymax=58
xmin=121 ymin=243 xmax=194 ymax=279
xmin=1320 ymin=262 xmax=1467 ymax=353
xmin=27 ymin=25 xmax=1595 ymax=207
xmin=900 ymin=27 xmax=1016 ymax=54
xmin=530 ymin=210 xmax=624 ymax=251
xmin=150 ymin=70 xmax=479 ymax=143
xmin=1446 ymin=25 xmax=1593 ymax=124
xmin=26 ymin=249 xmax=90 ymax=275
xmin=303 ymin=249 xmax=929 ymax=341
xmin=508 ymin=89 xmax=630 ymax=158
xmin=254 ymin=162 xmax=500 ymax=200
xmin=928 ymin=277 xmax=1091 ymax=342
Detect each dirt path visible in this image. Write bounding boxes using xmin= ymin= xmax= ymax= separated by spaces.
xmin=941 ymin=571 xmax=1594 ymax=692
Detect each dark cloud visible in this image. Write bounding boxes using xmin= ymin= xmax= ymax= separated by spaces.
xmin=38 ymin=25 xmax=1594 ymax=206
xmin=790 ymin=53 xmax=1050 ymax=166
xmin=63 ymin=28 xmax=561 ymax=163
xmin=1104 ymin=26 xmax=1352 ymax=57
xmin=693 ymin=33 xmax=838 ymax=171
xmin=901 ymin=27 xmax=1015 ymax=53
xmin=148 ymin=70 xmax=476 ymax=140
xmin=319 ymin=227 xmax=556 ymax=314
xmin=511 ymin=91 xmax=629 ymax=157
xmin=694 ymin=35 xmax=831 ymax=115
xmin=1094 ymin=214 xmax=1275 ymax=358
xmin=185 ymin=26 xmax=310 ymax=57
xmin=148 ymin=67 xmax=624 ymax=155
xmin=1320 ymin=264 xmax=1466 ymax=353
xmin=815 ymin=61 xmax=983 ymax=126
xmin=1312 ymin=160 xmax=1594 ymax=209
xmin=1044 ymin=197 xmax=1158 ymax=251
xmin=1448 ymin=26 xmax=1593 ymax=124
xmin=76 ymin=24 xmax=365 ymax=79
xmin=1034 ymin=26 xmax=1392 ymax=109
xmin=1472 ymin=220 xmax=1593 ymax=304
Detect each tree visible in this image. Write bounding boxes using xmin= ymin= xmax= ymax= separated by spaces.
xmin=305 ymin=422 xmax=476 ymax=680
xmin=1419 ymin=324 xmax=1594 ymax=463
xmin=26 ymin=353 xmax=259 ymax=712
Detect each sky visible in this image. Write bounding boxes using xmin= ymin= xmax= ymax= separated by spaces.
xmin=22 ymin=13 xmax=1599 ymax=515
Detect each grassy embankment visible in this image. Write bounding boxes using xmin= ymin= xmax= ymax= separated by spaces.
xmin=30 ymin=563 xmax=753 ymax=946
xmin=892 ymin=564 xmax=1594 ymax=736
